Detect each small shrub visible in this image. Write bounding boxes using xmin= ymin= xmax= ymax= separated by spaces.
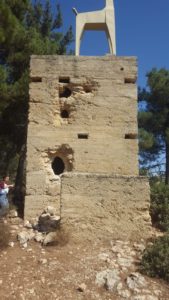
xmin=140 ymin=234 xmax=169 ymax=282
xmin=0 ymin=222 xmax=10 ymax=249
xmin=150 ymin=181 xmax=169 ymax=231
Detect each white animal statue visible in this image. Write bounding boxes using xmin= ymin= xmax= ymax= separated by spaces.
xmin=72 ymin=0 xmax=116 ymax=56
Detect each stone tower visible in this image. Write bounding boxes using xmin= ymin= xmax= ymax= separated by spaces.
xmin=25 ymin=55 xmax=151 ymax=241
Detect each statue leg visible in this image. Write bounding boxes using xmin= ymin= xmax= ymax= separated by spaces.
xmin=76 ymin=21 xmax=84 ymax=56
xmin=105 ymin=29 xmax=113 ymax=54
xmin=106 ymin=15 xmax=116 ymax=55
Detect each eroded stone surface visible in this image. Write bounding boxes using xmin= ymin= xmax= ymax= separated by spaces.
xmin=25 ymin=55 xmax=151 ymax=242
xmin=25 ymin=56 xmax=139 ymax=218
xmin=61 ymin=173 xmax=151 ymax=241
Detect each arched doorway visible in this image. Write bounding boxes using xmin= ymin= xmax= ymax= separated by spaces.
xmin=52 ymin=156 xmax=65 ymax=175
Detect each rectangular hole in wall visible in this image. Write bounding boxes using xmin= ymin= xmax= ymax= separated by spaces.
xmin=78 ymin=133 xmax=89 ymax=139
xmin=59 ymin=77 xmax=70 ymax=83
xmin=125 ymin=133 xmax=138 ymax=139
xmin=124 ymin=78 xmax=136 ymax=84
xmin=31 ymin=77 xmax=42 ymax=82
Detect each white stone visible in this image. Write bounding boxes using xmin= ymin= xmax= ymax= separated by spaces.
xmin=9 ymin=210 xmax=18 ymax=218
xmin=34 ymin=232 xmax=44 ymax=243
xmin=51 ymin=215 xmax=60 ymax=222
xmin=29 ymin=289 xmax=35 ymax=294
xmin=24 ymin=221 xmax=32 ymax=229
xmin=28 ymin=231 xmax=35 ymax=240
xmin=95 ymin=269 xmax=120 ymax=291
xmin=39 ymin=258 xmax=48 ymax=265
xmin=40 ymin=213 xmax=50 ymax=219
xmin=17 ymin=231 xmax=30 ymax=244
xmin=126 ymin=273 xmax=147 ymax=291
xmin=44 ymin=206 xmax=56 ymax=216
xmin=41 ymin=277 xmax=45 ymax=284
xmin=117 ymin=257 xmax=134 ymax=268
xmin=77 ymin=283 xmax=87 ymax=292
xmin=17 ymin=231 xmax=35 ymax=244
xmin=131 ymin=296 xmax=158 ymax=300
xmin=133 ymin=243 xmax=145 ymax=252
xmin=98 ymin=253 xmax=110 ymax=261
xmin=43 ymin=232 xmax=56 ymax=246
xmin=118 ymin=289 xmax=131 ymax=299
xmin=22 ymin=242 xmax=28 ymax=248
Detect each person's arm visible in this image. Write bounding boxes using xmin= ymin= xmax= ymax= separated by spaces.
xmin=8 ymin=184 xmax=14 ymax=188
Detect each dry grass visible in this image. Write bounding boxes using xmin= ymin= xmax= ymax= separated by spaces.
xmin=0 ymin=221 xmax=10 ymax=250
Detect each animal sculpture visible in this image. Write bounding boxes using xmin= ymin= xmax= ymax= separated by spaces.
xmin=72 ymin=0 xmax=116 ymax=55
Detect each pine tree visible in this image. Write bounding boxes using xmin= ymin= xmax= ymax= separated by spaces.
xmin=139 ymin=68 xmax=169 ymax=184
xmin=0 ymin=0 xmax=73 ymax=178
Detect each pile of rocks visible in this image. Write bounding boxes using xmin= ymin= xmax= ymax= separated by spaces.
xmin=17 ymin=206 xmax=60 ymax=248
xmin=94 ymin=240 xmax=161 ymax=300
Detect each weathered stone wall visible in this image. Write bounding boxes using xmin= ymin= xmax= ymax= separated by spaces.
xmin=28 ymin=55 xmax=138 ymax=176
xmin=25 ymin=55 xmax=150 ymax=238
xmin=61 ymin=173 xmax=152 ymax=241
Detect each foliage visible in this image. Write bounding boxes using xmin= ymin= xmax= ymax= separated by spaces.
xmin=140 ymin=234 xmax=169 ymax=282
xmin=138 ymin=68 xmax=169 ymax=184
xmin=0 ymin=0 xmax=73 ymax=178
xmin=150 ymin=180 xmax=169 ymax=231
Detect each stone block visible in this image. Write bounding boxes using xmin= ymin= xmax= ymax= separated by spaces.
xmin=61 ymin=173 xmax=152 ymax=241
xmin=24 ymin=195 xmax=60 ymax=219
xmin=26 ymin=171 xmax=46 ymax=195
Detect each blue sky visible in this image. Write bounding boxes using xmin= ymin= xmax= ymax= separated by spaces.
xmin=52 ymin=0 xmax=169 ymax=88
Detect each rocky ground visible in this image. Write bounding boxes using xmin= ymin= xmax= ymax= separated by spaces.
xmin=0 ymin=210 xmax=169 ymax=300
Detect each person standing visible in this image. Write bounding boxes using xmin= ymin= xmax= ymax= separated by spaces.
xmin=0 ymin=175 xmax=14 ymax=217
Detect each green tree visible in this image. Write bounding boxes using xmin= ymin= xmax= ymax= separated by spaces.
xmin=0 ymin=0 xmax=73 ymax=178
xmin=140 ymin=234 xmax=169 ymax=282
xmin=139 ymin=68 xmax=169 ymax=185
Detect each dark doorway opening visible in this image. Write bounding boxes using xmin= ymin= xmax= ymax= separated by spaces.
xmin=59 ymin=87 xmax=72 ymax=98
xmin=61 ymin=110 xmax=69 ymax=118
xmin=52 ymin=157 xmax=65 ymax=175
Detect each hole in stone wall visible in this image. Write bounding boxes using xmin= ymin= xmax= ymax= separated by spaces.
xmin=61 ymin=110 xmax=69 ymax=119
xmin=52 ymin=156 xmax=65 ymax=175
xmin=59 ymin=87 xmax=72 ymax=98
xmin=124 ymin=78 xmax=136 ymax=84
xmin=84 ymin=85 xmax=92 ymax=93
xmin=78 ymin=133 xmax=89 ymax=139
xmin=59 ymin=77 xmax=70 ymax=83
xmin=125 ymin=133 xmax=138 ymax=139
xmin=120 ymin=67 xmax=124 ymax=71
xmin=31 ymin=77 xmax=42 ymax=82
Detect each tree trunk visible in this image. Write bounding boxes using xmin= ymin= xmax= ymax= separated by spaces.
xmin=13 ymin=144 xmax=26 ymax=217
xmin=166 ymin=141 xmax=169 ymax=185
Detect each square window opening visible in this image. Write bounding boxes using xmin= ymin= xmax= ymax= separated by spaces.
xmin=78 ymin=133 xmax=89 ymax=139
xmin=59 ymin=77 xmax=70 ymax=83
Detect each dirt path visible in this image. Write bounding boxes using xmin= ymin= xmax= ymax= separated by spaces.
xmin=0 ymin=217 xmax=169 ymax=300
